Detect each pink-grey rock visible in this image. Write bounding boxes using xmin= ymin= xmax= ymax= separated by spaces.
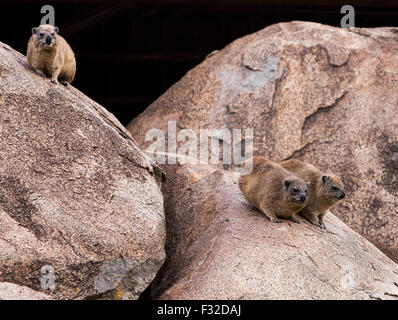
xmin=0 ymin=41 xmax=166 ymax=299
xmin=150 ymin=160 xmax=398 ymax=300
xmin=127 ymin=21 xmax=398 ymax=247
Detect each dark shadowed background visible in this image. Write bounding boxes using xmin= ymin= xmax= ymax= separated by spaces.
xmin=1 ymin=0 xmax=397 ymax=125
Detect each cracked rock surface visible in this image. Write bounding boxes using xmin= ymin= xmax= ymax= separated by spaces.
xmin=149 ymin=161 xmax=398 ymax=300
xmin=127 ymin=21 xmax=398 ymax=247
xmin=0 ymin=42 xmax=166 ymax=299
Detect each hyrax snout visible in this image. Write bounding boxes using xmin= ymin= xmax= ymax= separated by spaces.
xmin=285 ymin=178 xmax=309 ymax=204
xmin=281 ymin=159 xmax=345 ymax=229
xmin=32 ymin=25 xmax=59 ymax=48
xmin=321 ymin=174 xmax=346 ymax=201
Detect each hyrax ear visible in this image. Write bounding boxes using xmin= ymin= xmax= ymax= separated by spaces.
xmin=284 ymin=179 xmax=291 ymax=189
xmin=32 ymin=27 xmax=37 ymax=35
xmin=54 ymin=26 xmax=59 ymax=34
xmin=322 ymin=175 xmax=328 ymax=184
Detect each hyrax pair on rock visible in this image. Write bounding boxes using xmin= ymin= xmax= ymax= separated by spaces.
xmin=238 ymin=157 xmax=345 ymax=229
xmin=27 ymin=24 xmax=76 ymax=85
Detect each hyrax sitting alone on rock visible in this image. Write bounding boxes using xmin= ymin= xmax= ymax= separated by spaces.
xmin=281 ymin=159 xmax=345 ymax=229
xmin=27 ymin=24 xmax=76 ymax=85
xmin=238 ymin=157 xmax=309 ymax=224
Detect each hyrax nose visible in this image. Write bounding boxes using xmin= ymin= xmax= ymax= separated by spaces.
xmin=45 ymin=36 xmax=52 ymax=44
xmin=300 ymin=194 xmax=307 ymax=202
xmin=339 ymin=191 xmax=346 ymax=199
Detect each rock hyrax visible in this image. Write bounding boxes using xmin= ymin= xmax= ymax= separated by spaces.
xmin=27 ymin=24 xmax=76 ymax=85
xmin=238 ymin=157 xmax=309 ymax=224
xmin=281 ymin=159 xmax=345 ymax=229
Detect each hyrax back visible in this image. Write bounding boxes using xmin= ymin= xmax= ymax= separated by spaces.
xmin=238 ymin=157 xmax=309 ymax=224
xmin=281 ymin=159 xmax=345 ymax=229
xmin=27 ymin=24 xmax=76 ymax=85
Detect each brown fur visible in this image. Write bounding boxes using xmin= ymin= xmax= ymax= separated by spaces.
xmin=381 ymin=246 xmax=398 ymax=264
xmin=27 ymin=24 xmax=76 ymax=85
xmin=238 ymin=157 xmax=309 ymax=224
xmin=281 ymin=159 xmax=345 ymax=229
xmin=365 ymin=237 xmax=398 ymax=264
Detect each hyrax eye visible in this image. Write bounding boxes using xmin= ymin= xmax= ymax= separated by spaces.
xmin=39 ymin=33 xmax=44 ymax=37
xmin=293 ymin=187 xmax=299 ymax=193
xmin=331 ymin=186 xmax=339 ymax=191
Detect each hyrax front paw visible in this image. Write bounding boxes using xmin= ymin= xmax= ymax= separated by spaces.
xmin=51 ymin=79 xmax=59 ymax=85
xmin=270 ymin=218 xmax=282 ymax=223
xmin=312 ymin=221 xmax=326 ymax=229
xmin=289 ymin=216 xmax=301 ymax=224
xmin=34 ymin=69 xmax=46 ymax=77
xmin=305 ymin=215 xmax=323 ymax=228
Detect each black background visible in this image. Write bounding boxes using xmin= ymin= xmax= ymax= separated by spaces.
xmin=0 ymin=299 xmax=393 ymax=318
